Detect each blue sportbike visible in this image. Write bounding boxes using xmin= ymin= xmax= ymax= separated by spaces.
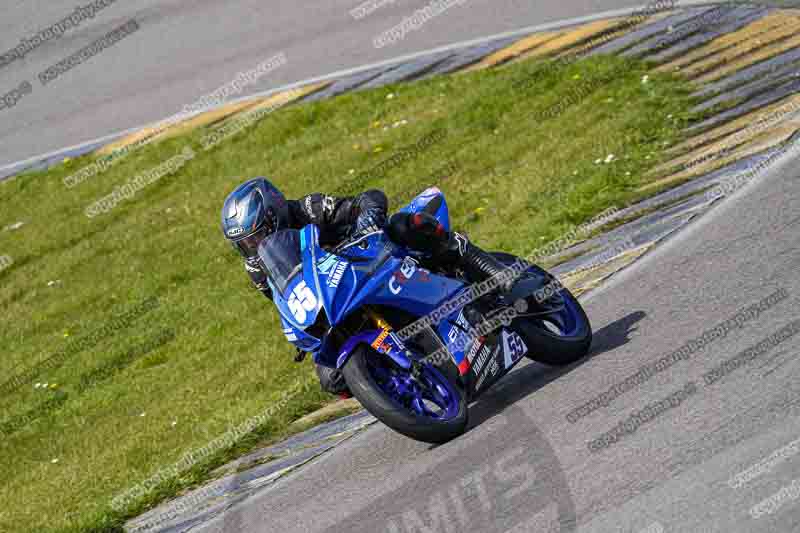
xmin=259 ymin=187 xmax=592 ymax=443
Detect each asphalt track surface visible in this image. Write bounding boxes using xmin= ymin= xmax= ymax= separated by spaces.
xmin=6 ymin=2 xmax=800 ymax=532
xmin=195 ymin=158 xmax=800 ymax=531
xmin=0 ymin=0 xmax=646 ymax=168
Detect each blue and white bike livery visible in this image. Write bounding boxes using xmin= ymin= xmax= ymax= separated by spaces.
xmin=259 ymin=187 xmax=592 ymax=443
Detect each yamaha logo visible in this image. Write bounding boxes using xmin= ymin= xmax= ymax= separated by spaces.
xmin=327 ymin=260 xmax=348 ymax=288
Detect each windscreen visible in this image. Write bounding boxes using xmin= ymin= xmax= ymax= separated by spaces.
xmin=257 ymin=229 xmax=303 ymax=294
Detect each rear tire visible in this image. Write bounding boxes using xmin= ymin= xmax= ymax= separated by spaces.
xmin=492 ymin=252 xmax=592 ymax=366
xmin=341 ymin=345 xmax=468 ymax=444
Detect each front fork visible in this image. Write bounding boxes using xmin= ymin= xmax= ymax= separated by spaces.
xmin=367 ymin=309 xmax=471 ymax=395
xmin=366 ymin=310 xmax=432 ymax=380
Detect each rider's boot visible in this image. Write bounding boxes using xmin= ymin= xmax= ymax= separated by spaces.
xmin=387 ymin=212 xmax=514 ymax=286
xmin=439 ymin=230 xmax=510 ymax=285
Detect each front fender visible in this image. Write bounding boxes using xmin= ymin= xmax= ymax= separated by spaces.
xmin=336 ymin=329 xmax=412 ymax=370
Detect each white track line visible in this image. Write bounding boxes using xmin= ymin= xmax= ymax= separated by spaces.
xmin=0 ymin=0 xmax=718 ymax=176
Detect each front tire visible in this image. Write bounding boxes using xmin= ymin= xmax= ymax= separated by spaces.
xmin=341 ymin=345 xmax=468 ymax=444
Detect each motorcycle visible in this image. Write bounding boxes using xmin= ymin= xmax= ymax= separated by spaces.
xmin=259 ymin=187 xmax=592 ymax=443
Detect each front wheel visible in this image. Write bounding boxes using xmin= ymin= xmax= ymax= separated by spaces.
xmin=492 ymin=252 xmax=592 ymax=366
xmin=341 ymin=345 xmax=468 ymax=444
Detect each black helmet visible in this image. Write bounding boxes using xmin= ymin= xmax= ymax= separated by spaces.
xmin=221 ymin=178 xmax=289 ymax=258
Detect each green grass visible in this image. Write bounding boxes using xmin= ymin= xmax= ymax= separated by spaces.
xmin=0 ymin=53 xmax=696 ymax=532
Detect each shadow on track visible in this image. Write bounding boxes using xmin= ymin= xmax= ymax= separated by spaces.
xmin=466 ymin=310 xmax=647 ymax=430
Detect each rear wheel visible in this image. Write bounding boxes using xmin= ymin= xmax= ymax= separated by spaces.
xmin=492 ymin=252 xmax=592 ymax=366
xmin=341 ymin=345 xmax=468 ymax=444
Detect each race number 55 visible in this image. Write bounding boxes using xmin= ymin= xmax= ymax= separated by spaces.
xmin=288 ymin=280 xmax=317 ymax=323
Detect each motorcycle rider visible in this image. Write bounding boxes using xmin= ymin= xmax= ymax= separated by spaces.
xmin=221 ymin=177 xmax=511 ymax=395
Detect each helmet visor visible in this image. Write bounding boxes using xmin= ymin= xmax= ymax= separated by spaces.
xmin=235 ymin=226 xmax=271 ymax=258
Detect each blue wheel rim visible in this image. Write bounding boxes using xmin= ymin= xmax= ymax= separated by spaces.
xmin=513 ymin=267 xmax=584 ymax=339
xmin=536 ymin=289 xmax=582 ymax=338
xmin=366 ymin=357 xmax=461 ymax=421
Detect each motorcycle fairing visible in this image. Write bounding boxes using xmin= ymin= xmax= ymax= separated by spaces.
xmin=435 ymin=309 xmax=473 ymax=376
xmin=449 ymin=325 xmax=530 ymax=399
xmin=333 ymin=328 xmax=411 ymax=370
xmin=273 ymin=187 xmax=513 ymax=384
